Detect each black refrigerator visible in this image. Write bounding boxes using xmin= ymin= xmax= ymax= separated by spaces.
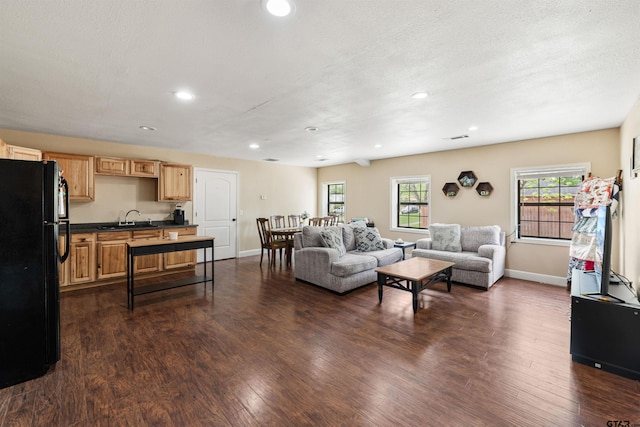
xmin=0 ymin=159 xmax=70 ymax=389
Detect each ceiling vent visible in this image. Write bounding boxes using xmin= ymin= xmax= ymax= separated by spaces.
xmin=263 ymin=158 xmax=279 ymax=162
xmin=447 ymin=134 xmax=469 ymax=141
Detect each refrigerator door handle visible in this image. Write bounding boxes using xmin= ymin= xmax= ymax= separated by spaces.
xmin=60 ymin=220 xmax=70 ymax=263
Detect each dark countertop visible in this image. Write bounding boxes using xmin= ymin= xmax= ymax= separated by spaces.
xmin=64 ymin=220 xmax=196 ymax=234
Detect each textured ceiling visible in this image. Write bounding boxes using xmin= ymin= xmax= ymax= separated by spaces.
xmin=1 ymin=0 xmax=640 ymax=167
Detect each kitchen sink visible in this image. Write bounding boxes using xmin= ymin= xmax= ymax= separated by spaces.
xmin=97 ymin=223 xmax=159 ymax=230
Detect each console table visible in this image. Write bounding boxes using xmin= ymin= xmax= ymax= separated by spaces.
xmin=127 ymin=236 xmax=215 ymax=311
xmin=570 ymin=269 xmax=640 ymax=380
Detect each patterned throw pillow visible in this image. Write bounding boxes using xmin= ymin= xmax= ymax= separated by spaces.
xmin=429 ymin=223 xmax=462 ymax=252
xmin=320 ymin=228 xmax=346 ymax=256
xmin=353 ymin=227 xmax=385 ymax=252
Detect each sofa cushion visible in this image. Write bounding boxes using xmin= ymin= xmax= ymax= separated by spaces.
xmin=460 ymin=225 xmax=501 ymax=252
xmin=320 ymin=228 xmax=346 ymax=256
xmin=429 ymin=223 xmax=462 ymax=252
xmin=414 ymin=249 xmax=492 ymax=273
xmin=353 ymin=227 xmax=385 ymax=252
xmin=357 ymin=248 xmax=403 ymax=266
xmin=331 ymin=253 xmax=378 ymax=277
xmin=302 ymin=226 xmax=324 ymax=248
xmin=342 ymin=222 xmax=366 ymax=252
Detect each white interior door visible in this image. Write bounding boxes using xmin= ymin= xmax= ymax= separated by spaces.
xmin=194 ymin=169 xmax=237 ymax=261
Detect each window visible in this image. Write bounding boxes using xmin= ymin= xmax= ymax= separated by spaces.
xmin=391 ymin=176 xmax=430 ymax=232
xmin=324 ymin=182 xmax=345 ymax=223
xmin=512 ymin=164 xmax=589 ymax=243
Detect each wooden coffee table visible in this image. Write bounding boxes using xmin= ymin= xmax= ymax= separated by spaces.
xmin=376 ymin=257 xmax=455 ymax=313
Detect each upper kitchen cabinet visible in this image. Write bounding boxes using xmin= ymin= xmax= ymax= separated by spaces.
xmin=95 ymin=156 xmax=159 ymax=178
xmin=43 ymin=152 xmax=95 ymax=201
xmin=8 ymin=145 xmax=42 ymax=161
xmin=0 ymin=139 xmax=42 ymax=160
xmin=129 ymin=160 xmax=159 ymax=177
xmin=95 ymin=156 xmax=128 ymax=175
xmin=159 ymin=163 xmax=192 ymax=201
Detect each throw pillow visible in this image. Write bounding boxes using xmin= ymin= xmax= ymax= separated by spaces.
xmin=429 ymin=223 xmax=462 ymax=252
xmin=353 ymin=226 xmax=385 ymax=252
xmin=320 ymin=228 xmax=346 ymax=256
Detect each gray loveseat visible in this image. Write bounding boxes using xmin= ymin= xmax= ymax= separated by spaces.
xmin=293 ymin=222 xmax=403 ymax=294
xmin=412 ymin=224 xmax=506 ymax=290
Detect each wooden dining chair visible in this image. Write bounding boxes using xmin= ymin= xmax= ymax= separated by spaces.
xmin=309 ymin=217 xmax=323 ymax=226
xmin=324 ymin=216 xmax=337 ymax=226
xmin=256 ymin=218 xmax=287 ymax=267
xmin=270 ymin=215 xmax=286 ymax=229
xmin=288 ymin=214 xmax=301 ymax=227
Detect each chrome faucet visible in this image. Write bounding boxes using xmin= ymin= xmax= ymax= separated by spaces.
xmin=121 ymin=209 xmax=141 ymax=225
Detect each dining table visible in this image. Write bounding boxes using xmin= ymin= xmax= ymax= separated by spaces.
xmin=271 ymin=227 xmax=302 ymax=266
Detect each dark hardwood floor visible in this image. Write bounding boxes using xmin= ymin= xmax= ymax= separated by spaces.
xmin=1 ymin=257 xmax=639 ymax=426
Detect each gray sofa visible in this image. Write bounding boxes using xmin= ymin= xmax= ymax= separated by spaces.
xmin=412 ymin=224 xmax=506 ymax=290
xmin=293 ymin=223 xmax=403 ymax=294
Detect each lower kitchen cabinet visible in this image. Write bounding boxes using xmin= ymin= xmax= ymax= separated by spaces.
xmin=96 ymin=231 xmax=130 ymax=280
xmin=70 ymin=233 xmax=96 ymax=285
xmin=163 ymin=227 xmax=196 ymax=269
xmin=132 ymin=229 xmax=162 ymax=274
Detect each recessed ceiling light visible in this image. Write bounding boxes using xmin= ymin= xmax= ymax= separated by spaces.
xmin=305 ymin=126 xmax=319 ymax=132
xmin=249 ymin=143 xmax=260 ymax=149
xmin=411 ymin=92 xmax=429 ymax=99
xmin=263 ymin=0 xmax=295 ymax=17
xmin=316 ymin=155 xmax=323 ymax=158
xmin=139 ymin=125 xmax=156 ymax=131
xmin=173 ymin=91 xmax=194 ymax=101
xmin=374 ymin=144 xmax=382 ymax=148
xmin=469 ymin=126 xmax=479 ymax=131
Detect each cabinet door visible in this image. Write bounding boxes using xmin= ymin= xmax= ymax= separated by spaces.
xmin=96 ymin=231 xmax=131 ymax=280
xmin=43 ymin=152 xmax=95 ymax=201
xmin=96 ymin=156 xmax=128 ymax=176
xmin=58 ymin=235 xmax=69 ymax=287
xmin=0 ymin=138 xmax=8 ymax=158
xmin=132 ymin=230 xmax=162 ymax=274
xmin=163 ymin=227 xmax=196 ymax=269
xmin=8 ymin=145 xmax=42 ymax=161
xmin=159 ymin=163 xmax=192 ymax=201
xmin=70 ymin=233 xmax=96 ymax=284
xmin=130 ymin=160 xmax=159 ymax=177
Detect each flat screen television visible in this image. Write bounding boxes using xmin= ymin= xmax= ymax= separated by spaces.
xmin=586 ymin=205 xmax=624 ymax=303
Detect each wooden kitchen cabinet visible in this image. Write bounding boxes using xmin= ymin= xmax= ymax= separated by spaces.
xmin=70 ymin=233 xmax=96 ymax=285
xmin=0 ymin=139 xmax=8 ymax=158
xmin=43 ymin=152 xmax=95 ymax=201
xmin=8 ymin=145 xmax=42 ymax=161
xmin=132 ymin=229 xmax=162 ymax=274
xmin=95 ymin=157 xmax=128 ymax=176
xmin=96 ymin=231 xmax=130 ymax=280
xmin=163 ymin=227 xmax=197 ymax=269
xmin=130 ymin=160 xmax=159 ymax=177
xmin=95 ymin=157 xmax=159 ymax=178
xmin=159 ymin=163 xmax=192 ymax=201
xmin=58 ymin=235 xmax=69 ymax=287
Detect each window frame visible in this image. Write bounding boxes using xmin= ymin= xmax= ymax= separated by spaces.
xmin=390 ymin=175 xmax=431 ymax=234
xmin=510 ymin=163 xmax=590 ymax=246
xmin=321 ymin=180 xmax=346 ymax=222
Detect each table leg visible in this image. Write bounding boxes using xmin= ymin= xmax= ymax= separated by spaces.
xmin=377 ymin=272 xmax=384 ymax=303
xmin=412 ymin=280 xmax=418 ymax=313
xmin=446 ymin=267 xmax=452 ymax=292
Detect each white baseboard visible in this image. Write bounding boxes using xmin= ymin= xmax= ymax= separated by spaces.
xmin=504 ymin=269 xmax=566 ymax=287
xmin=240 ymin=249 xmax=261 ymax=258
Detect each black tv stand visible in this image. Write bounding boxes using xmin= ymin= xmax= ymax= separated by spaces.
xmin=570 ymin=270 xmax=640 ymax=380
